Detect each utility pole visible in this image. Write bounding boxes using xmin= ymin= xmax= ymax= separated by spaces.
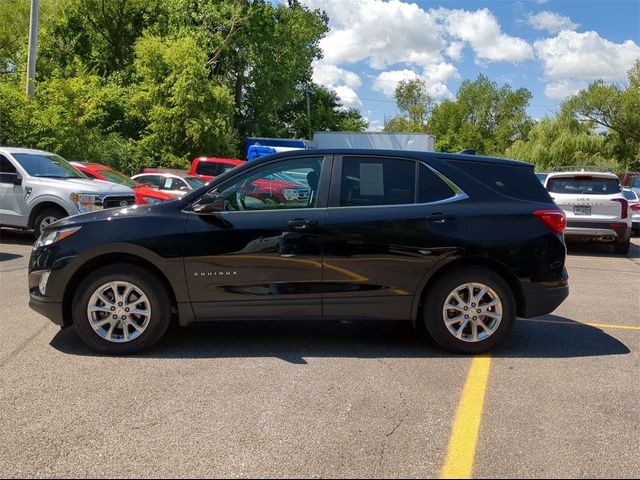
xmin=305 ymin=84 xmax=312 ymax=140
xmin=26 ymin=0 xmax=40 ymax=98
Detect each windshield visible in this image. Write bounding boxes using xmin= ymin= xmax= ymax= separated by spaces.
xmin=547 ymin=176 xmax=621 ymax=195
xmin=13 ymin=153 xmax=84 ymax=178
xmin=185 ymin=177 xmax=205 ymax=188
xmin=97 ymin=169 xmax=139 ymax=188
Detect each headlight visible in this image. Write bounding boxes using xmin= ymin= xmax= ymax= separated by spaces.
xmin=142 ymin=196 xmax=163 ymax=204
xmin=283 ymin=189 xmax=299 ymax=201
xmin=34 ymin=226 xmax=82 ymax=249
xmin=70 ymin=193 xmax=101 ymax=213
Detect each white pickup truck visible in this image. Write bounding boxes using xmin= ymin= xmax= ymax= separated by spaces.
xmin=544 ymin=168 xmax=632 ymax=255
xmin=0 ymin=147 xmax=136 ymax=237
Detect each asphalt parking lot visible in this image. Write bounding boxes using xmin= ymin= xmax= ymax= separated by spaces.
xmin=1 ymin=229 xmax=638 ymax=478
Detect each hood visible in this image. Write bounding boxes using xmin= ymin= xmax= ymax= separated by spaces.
xmin=52 ymin=203 xmax=159 ymax=230
xmin=30 ymin=176 xmax=135 ymax=196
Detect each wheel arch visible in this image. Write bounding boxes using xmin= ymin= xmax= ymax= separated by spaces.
xmin=28 ymin=201 xmax=71 ymax=228
xmin=61 ymin=253 xmax=179 ymax=328
xmin=412 ymin=256 xmax=526 ymax=327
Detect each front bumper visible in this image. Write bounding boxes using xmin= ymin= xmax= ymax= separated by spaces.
xmin=29 ymin=295 xmax=65 ymax=326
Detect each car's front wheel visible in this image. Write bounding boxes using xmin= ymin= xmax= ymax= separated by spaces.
xmin=423 ymin=267 xmax=516 ymax=354
xmin=72 ymin=264 xmax=171 ymax=354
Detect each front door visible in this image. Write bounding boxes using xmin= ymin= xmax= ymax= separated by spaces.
xmin=183 ymin=155 xmax=331 ymax=321
xmin=0 ymin=154 xmax=28 ymax=227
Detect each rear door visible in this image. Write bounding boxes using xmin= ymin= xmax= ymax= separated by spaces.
xmin=321 ymin=154 xmax=472 ymax=322
xmin=547 ymin=175 xmax=624 ymax=222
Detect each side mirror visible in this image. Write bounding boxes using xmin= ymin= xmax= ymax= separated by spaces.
xmin=0 ymin=172 xmax=22 ymax=185
xmin=192 ymin=192 xmax=225 ymax=214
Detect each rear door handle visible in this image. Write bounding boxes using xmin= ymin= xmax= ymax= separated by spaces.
xmin=287 ymin=218 xmax=318 ymax=230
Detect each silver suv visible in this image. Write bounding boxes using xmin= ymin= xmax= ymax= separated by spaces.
xmin=0 ymin=147 xmax=136 ymax=236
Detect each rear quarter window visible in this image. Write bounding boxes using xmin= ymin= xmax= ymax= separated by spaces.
xmin=449 ymin=160 xmax=552 ymax=203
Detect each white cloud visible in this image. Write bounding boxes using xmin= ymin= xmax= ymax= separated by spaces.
xmin=371 ymin=63 xmax=459 ymax=98
xmin=437 ymin=8 xmax=534 ymax=62
xmin=528 ymin=11 xmax=579 ymax=34
xmin=535 ymin=30 xmax=640 ymax=81
xmin=544 ymin=79 xmax=588 ymax=100
xmin=304 ymin=1 xmax=532 ymax=67
xmin=445 ymin=41 xmax=465 ymax=61
xmin=333 ymin=85 xmax=362 ymax=109
xmin=312 ymin=60 xmax=362 ymax=89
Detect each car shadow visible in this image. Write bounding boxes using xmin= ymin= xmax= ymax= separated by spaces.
xmin=0 ymin=252 xmax=23 ymax=262
xmin=0 ymin=228 xmax=35 ymax=246
xmin=50 ymin=314 xmax=630 ymax=363
xmin=566 ymin=239 xmax=640 ymax=259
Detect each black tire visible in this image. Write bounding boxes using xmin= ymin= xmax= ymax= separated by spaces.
xmin=33 ymin=207 xmax=66 ymax=237
xmin=72 ymin=263 xmax=172 ymax=355
xmin=423 ymin=267 xmax=516 ymax=354
xmin=614 ymin=237 xmax=630 ymax=255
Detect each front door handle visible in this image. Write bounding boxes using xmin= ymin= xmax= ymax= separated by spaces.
xmin=287 ymin=218 xmax=318 ymax=230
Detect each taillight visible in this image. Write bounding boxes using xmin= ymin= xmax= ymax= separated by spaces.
xmin=630 ymin=204 xmax=640 ymax=212
xmin=534 ymin=209 xmax=567 ymax=234
xmin=611 ymin=198 xmax=629 ymax=219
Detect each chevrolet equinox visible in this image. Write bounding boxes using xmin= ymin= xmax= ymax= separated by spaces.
xmin=28 ymin=150 xmax=569 ymax=354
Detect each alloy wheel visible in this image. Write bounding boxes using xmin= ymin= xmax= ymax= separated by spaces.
xmin=442 ymin=282 xmax=503 ymax=343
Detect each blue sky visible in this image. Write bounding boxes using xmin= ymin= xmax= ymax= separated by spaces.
xmin=301 ymin=0 xmax=640 ymax=130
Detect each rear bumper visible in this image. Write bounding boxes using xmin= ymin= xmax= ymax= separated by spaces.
xmin=521 ymin=282 xmax=570 ymax=318
xmin=565 ymin=221 xmax=631 ymax=242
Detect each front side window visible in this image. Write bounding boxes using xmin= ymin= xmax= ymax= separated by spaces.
xmin=340 ymin=157 xmax=416 ymax=207
xmin=12 ymin=153 xmax=84 ymax=179
xmin=211 ymin=157 xmax=323 ymax=211
xmin=0 ymin=155 xmax=17 ymax=173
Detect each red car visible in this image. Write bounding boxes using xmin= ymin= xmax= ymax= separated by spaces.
xmin=71 ymin=162 xmax=173 ymax=205
xmin=190 ymin=157 xmax=245 ymax=181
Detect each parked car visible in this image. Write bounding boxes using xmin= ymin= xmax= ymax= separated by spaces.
xmin=535 ymin=172 xmax=548 ymax=183
xmin=190 ymin=157 xmax=245 ymax=181
xmin=544 ymin=167 xmax=631 ymax=254
xmin=622 ymin=187 xmax=640 ymax=236
xmin=131 ymin=172 xmax=205 ymax=199
xmin=0 ymin=147 xmax=135 ymax=236
xmin=71 ymin=162 xmax=173 ymax=205
xmin=29 ymin=149 xmax=569 ymax=355
xmin=620 ymin=172 xmax=640 ymax=191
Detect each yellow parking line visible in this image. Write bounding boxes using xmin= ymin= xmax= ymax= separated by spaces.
xmin=518 ymin=318 xmax=640 ymax=331
xmin=440 ymin=356 xmax=492 ymax=479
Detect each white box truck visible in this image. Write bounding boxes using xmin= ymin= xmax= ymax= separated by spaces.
xmin=312 ymin=132 xmax=435 ymax=152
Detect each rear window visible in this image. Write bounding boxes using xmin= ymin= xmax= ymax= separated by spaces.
xmin=547 ymin=176 xmax=621 ymax=195
xmin=450 ymin=160 xmax=552 ymax=202
xmin=196 ymin=161 xmax=237 ymax=177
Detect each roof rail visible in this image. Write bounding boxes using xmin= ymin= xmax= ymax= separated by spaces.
xmin=552 ymin=166 xmax=612 ymax=173
xmin=458 ymin=149 xmax=476 ymax=155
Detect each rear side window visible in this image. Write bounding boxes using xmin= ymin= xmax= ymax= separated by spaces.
xmin=136 ymin=175 xmax=162 ymax=188
xmin=419 ymin=165 xmax=455 ymax=203
xmin=547 ymin=176 xmax=621 ymax=195
xmin=196 ymin=162 xmax=237 ymax=177
xmin=0 ymin=155 xmax=17 ymax=173
xmin=450 ymin=160 xmax=551 ymax=202
xmin=622 ymin=189 xmax=637 ymax=200
xmin=340 ymin=157 xmax=415 ymax=206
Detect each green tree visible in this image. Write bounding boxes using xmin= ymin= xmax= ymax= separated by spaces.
xmin=429 ymin=74 xmax=533 ymax=155
xmin=384 ymin=79 xmax=433 ymax=133
xmin=505 ymin=115 xmax=613 ymax=170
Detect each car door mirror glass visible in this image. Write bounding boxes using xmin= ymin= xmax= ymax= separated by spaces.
xmin=0 ymin=172 xmax=21 ymax=185
xmin=192 ymin=193 xmax=226 ymax=214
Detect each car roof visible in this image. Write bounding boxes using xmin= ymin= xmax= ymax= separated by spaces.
xmin=546 ymin=171 xmax=619 ymax=179
xmin=246 ymin=148 xmax=532 ymax=168
xmin=134 ymin=172 xmax=184 ymax=179
xmin=195 ymin=157 xmax=244 ymax=164
xmin=0 ymin=147 xmax=55 ymax=155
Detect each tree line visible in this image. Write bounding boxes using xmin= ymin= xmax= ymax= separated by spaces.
xmin=0 ymin=0 xmax=367 ymax=173
xmin=386 ymin=65 xmax=640 ymax=172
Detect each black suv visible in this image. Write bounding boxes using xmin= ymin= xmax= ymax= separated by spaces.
xmin=29 ymin=150 xmax=569 ymax=354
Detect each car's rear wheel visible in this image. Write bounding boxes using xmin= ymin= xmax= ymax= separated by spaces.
xmin=33 ymin=207 xmax=66 ymax=238
xmin=72 ymin=264 xmax=171 ymax=354
xmin=423 ymin=267 xmax=516 ymax=354
xmin=614 ymin=237 xmax=630 ymax=255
